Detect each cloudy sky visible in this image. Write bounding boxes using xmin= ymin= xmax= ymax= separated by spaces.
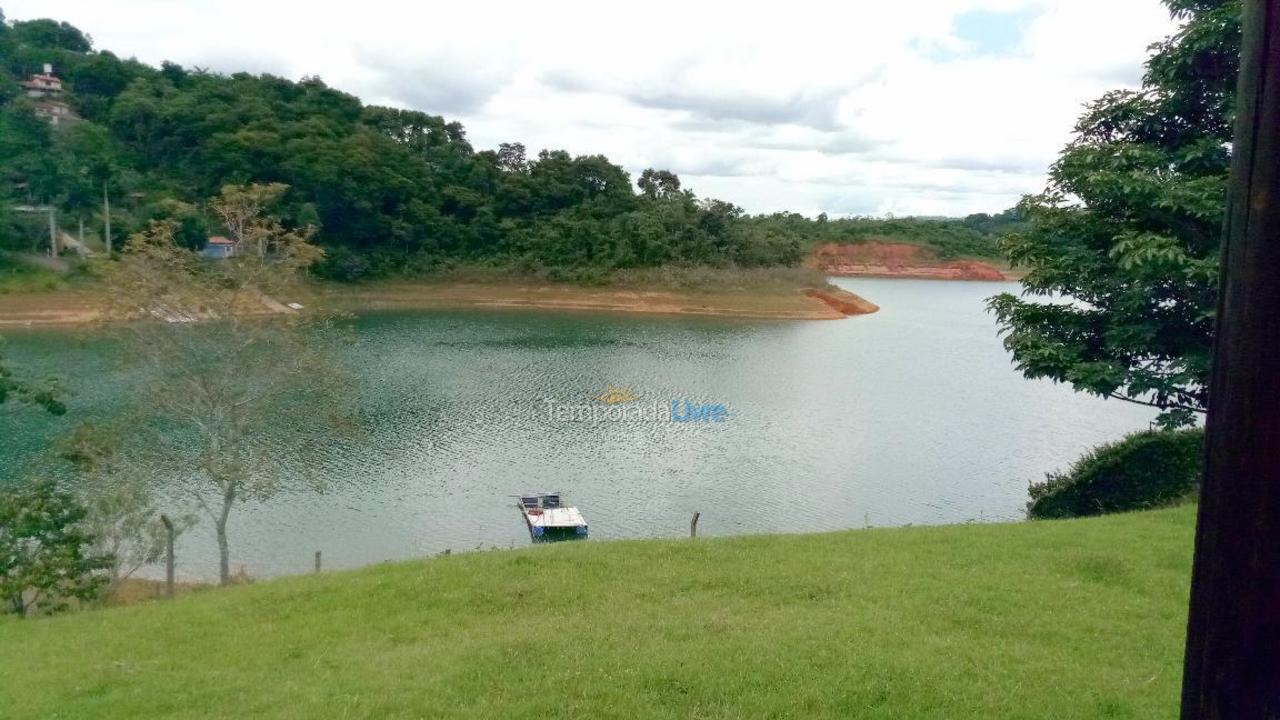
xmin=6 ymin=0 xmax=1176 ymax=217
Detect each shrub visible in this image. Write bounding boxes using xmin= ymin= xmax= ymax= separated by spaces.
xmin=1028 ymin=429 xmax=1204 ymax=519
xmin=0 ymin=479 xmax=113 ymax=617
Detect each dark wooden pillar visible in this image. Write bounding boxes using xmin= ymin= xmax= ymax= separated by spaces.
xmin=1181 ymin=1 xmax=1280 ymax=717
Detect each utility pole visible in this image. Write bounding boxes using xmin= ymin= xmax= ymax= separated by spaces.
xmin=103 ymin=180 xmax=112 ymax=254
xmin=1180 ymin=0 xmax=1280 ymax=716
xmin=47 ymin=205 xmax=57 ymax=257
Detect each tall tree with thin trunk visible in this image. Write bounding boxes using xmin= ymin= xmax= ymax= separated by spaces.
xmin=104 ymin=184 xmax=349 ymax=584
xmin=211 ymin=182 xmax=291 ymax=259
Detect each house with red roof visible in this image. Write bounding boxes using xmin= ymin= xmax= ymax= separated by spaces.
xmin=202 ymin=236 xmax=237 ymax=259
xmin=19 ymin=64 xmax=78 ymax=126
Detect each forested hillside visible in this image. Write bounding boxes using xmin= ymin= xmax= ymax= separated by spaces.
xmin=0 ymin=14 xmax=1015 ymax=281
xmin=744 ymin=210 xmax=1022 ymax=261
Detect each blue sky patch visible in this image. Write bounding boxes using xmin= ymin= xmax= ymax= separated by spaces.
xmin=952 ymin=7 xmax=1041 ymax=57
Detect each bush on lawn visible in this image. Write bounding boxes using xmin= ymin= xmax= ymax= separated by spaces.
xmin=1028 ymin=429 xmax=1204 ymax=519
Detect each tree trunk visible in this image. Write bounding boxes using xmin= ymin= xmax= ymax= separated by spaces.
xmin=215 ymin=488 xmax=235 ymax=586
xmin=215 ymin=516 xmax=231 ymax=586
xmin=1180 ymin=1 xmax=1280 ymax=717
xmin=161 ymin=514 xmax=176 ymax=599
xmin=102 ymin=181 xmax=112 ymax=255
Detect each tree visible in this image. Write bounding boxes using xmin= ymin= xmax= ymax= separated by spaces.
xmin=988 ymin=0 xmax=1241 ymax=428
xmin=56 ymin=122 xmax=120 ymax=253
xmin=10 ymin=18 xmax=92 ymax=53
xmin=103 ymin=186 xmax=346 ymax=584
xmin=495 ymin=142 xmax=528 ymax=173
xmin=637 ymin=168 xmax=681 ymax=199
xmin=209 ymin=182 xmax=301 ymax=259
xmin=0 ymin=101 xmax=62 ymax=203
xmin=56 ymin=421 xmax=191 ymax=591
xmin=0 ymin=479 xmax=112 ymax=617
xmin=0 ymin=65 xmax=17 ymax=105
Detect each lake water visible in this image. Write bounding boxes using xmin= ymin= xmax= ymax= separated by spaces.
xmin=0 ymin=278 xmax=1155 ymax=579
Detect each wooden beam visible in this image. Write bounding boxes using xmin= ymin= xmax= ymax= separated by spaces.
xmin=1181 ymin=1 xmax=1280 ymax=716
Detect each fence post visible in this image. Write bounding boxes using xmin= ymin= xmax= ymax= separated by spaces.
xmin=160 ymin=514 xmax=175 ymax=599
xmin=314 ymin=550 xmax=322 ymax=573
xmin=690 ymin=511 xmax=700 ymax=538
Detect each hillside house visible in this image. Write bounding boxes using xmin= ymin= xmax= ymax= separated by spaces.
xmin=19 ymin=64 xmax=78 ymax=126
xmin=19 ymin=64 xmax=62 ymax=96
xmin=202 ymin=235 xmax=238 ymax=257
xmin=202 ymin=236 xmax=237 ymax=259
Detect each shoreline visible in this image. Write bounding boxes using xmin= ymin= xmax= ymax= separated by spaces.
xmin=323 ymin=282 xmax=877 ymax=321
xmin=824 ymin=268 xmax=1025 ymax=282
xmin=0 ymin=281 xmax=881 ymax=327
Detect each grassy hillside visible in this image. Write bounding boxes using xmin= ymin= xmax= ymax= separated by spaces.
xmin=0 ymin=507 xmax=1195 ymax=719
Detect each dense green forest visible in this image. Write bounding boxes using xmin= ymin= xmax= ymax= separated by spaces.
xmin=0 ymin=13 xmax=1016 ymax=282
xmin=742 ymin=210 xmax=1021 ymax=261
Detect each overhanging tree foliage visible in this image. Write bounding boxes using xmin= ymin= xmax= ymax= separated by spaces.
xmin=989 ymin=0 xmax=1241 ymax=428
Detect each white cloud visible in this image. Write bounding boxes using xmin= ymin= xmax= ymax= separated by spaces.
xmin=5 ymin=0 xmax=1176 ymax=216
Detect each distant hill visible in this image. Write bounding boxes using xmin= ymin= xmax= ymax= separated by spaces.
xmin=0 ymin=14 xmax=1017 ymax=283
xmin=744 ymin=210 xmax=1025 ymax=262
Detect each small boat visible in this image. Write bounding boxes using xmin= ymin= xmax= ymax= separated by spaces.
xmin=516 ymin=493 xmax=588 ymax=542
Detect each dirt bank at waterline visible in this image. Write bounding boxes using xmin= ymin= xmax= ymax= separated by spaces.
xmin=0 ymin=282 xmax=878 ymax=326
xmin=804 ymin=288 xmax=880 ymax=315
xmin=809 ymin=242 xmax=1012 ymax=281
xmin=323 ymin=281 xmax=878 ymax=320
xmin=0 ymin=291 xmax=101 ymax=326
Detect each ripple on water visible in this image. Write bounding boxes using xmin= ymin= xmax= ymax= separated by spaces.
xmin=0 ymin=281 xmax=1155 ymax=578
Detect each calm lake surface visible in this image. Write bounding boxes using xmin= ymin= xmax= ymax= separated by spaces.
xmin=0 ymin=278 xmax=1155 ymax=579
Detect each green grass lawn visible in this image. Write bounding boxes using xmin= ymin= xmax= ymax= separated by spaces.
xmin=0 ymin=506 xmax=1195 ymax=719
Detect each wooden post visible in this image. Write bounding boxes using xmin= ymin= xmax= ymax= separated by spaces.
xmin=314 ymin=551 xmax=322 ymax=573
xmin=690 ymin=511 xmax=700 ymax=538
xmin=1181 ymin=1 xmax=1280 ymax=716
xmin=160 ymin=515 xmax=175 ymax=599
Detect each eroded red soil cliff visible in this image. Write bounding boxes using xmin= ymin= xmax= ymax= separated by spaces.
xmin=809 ymin=242 xmax=1007 ymax=281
